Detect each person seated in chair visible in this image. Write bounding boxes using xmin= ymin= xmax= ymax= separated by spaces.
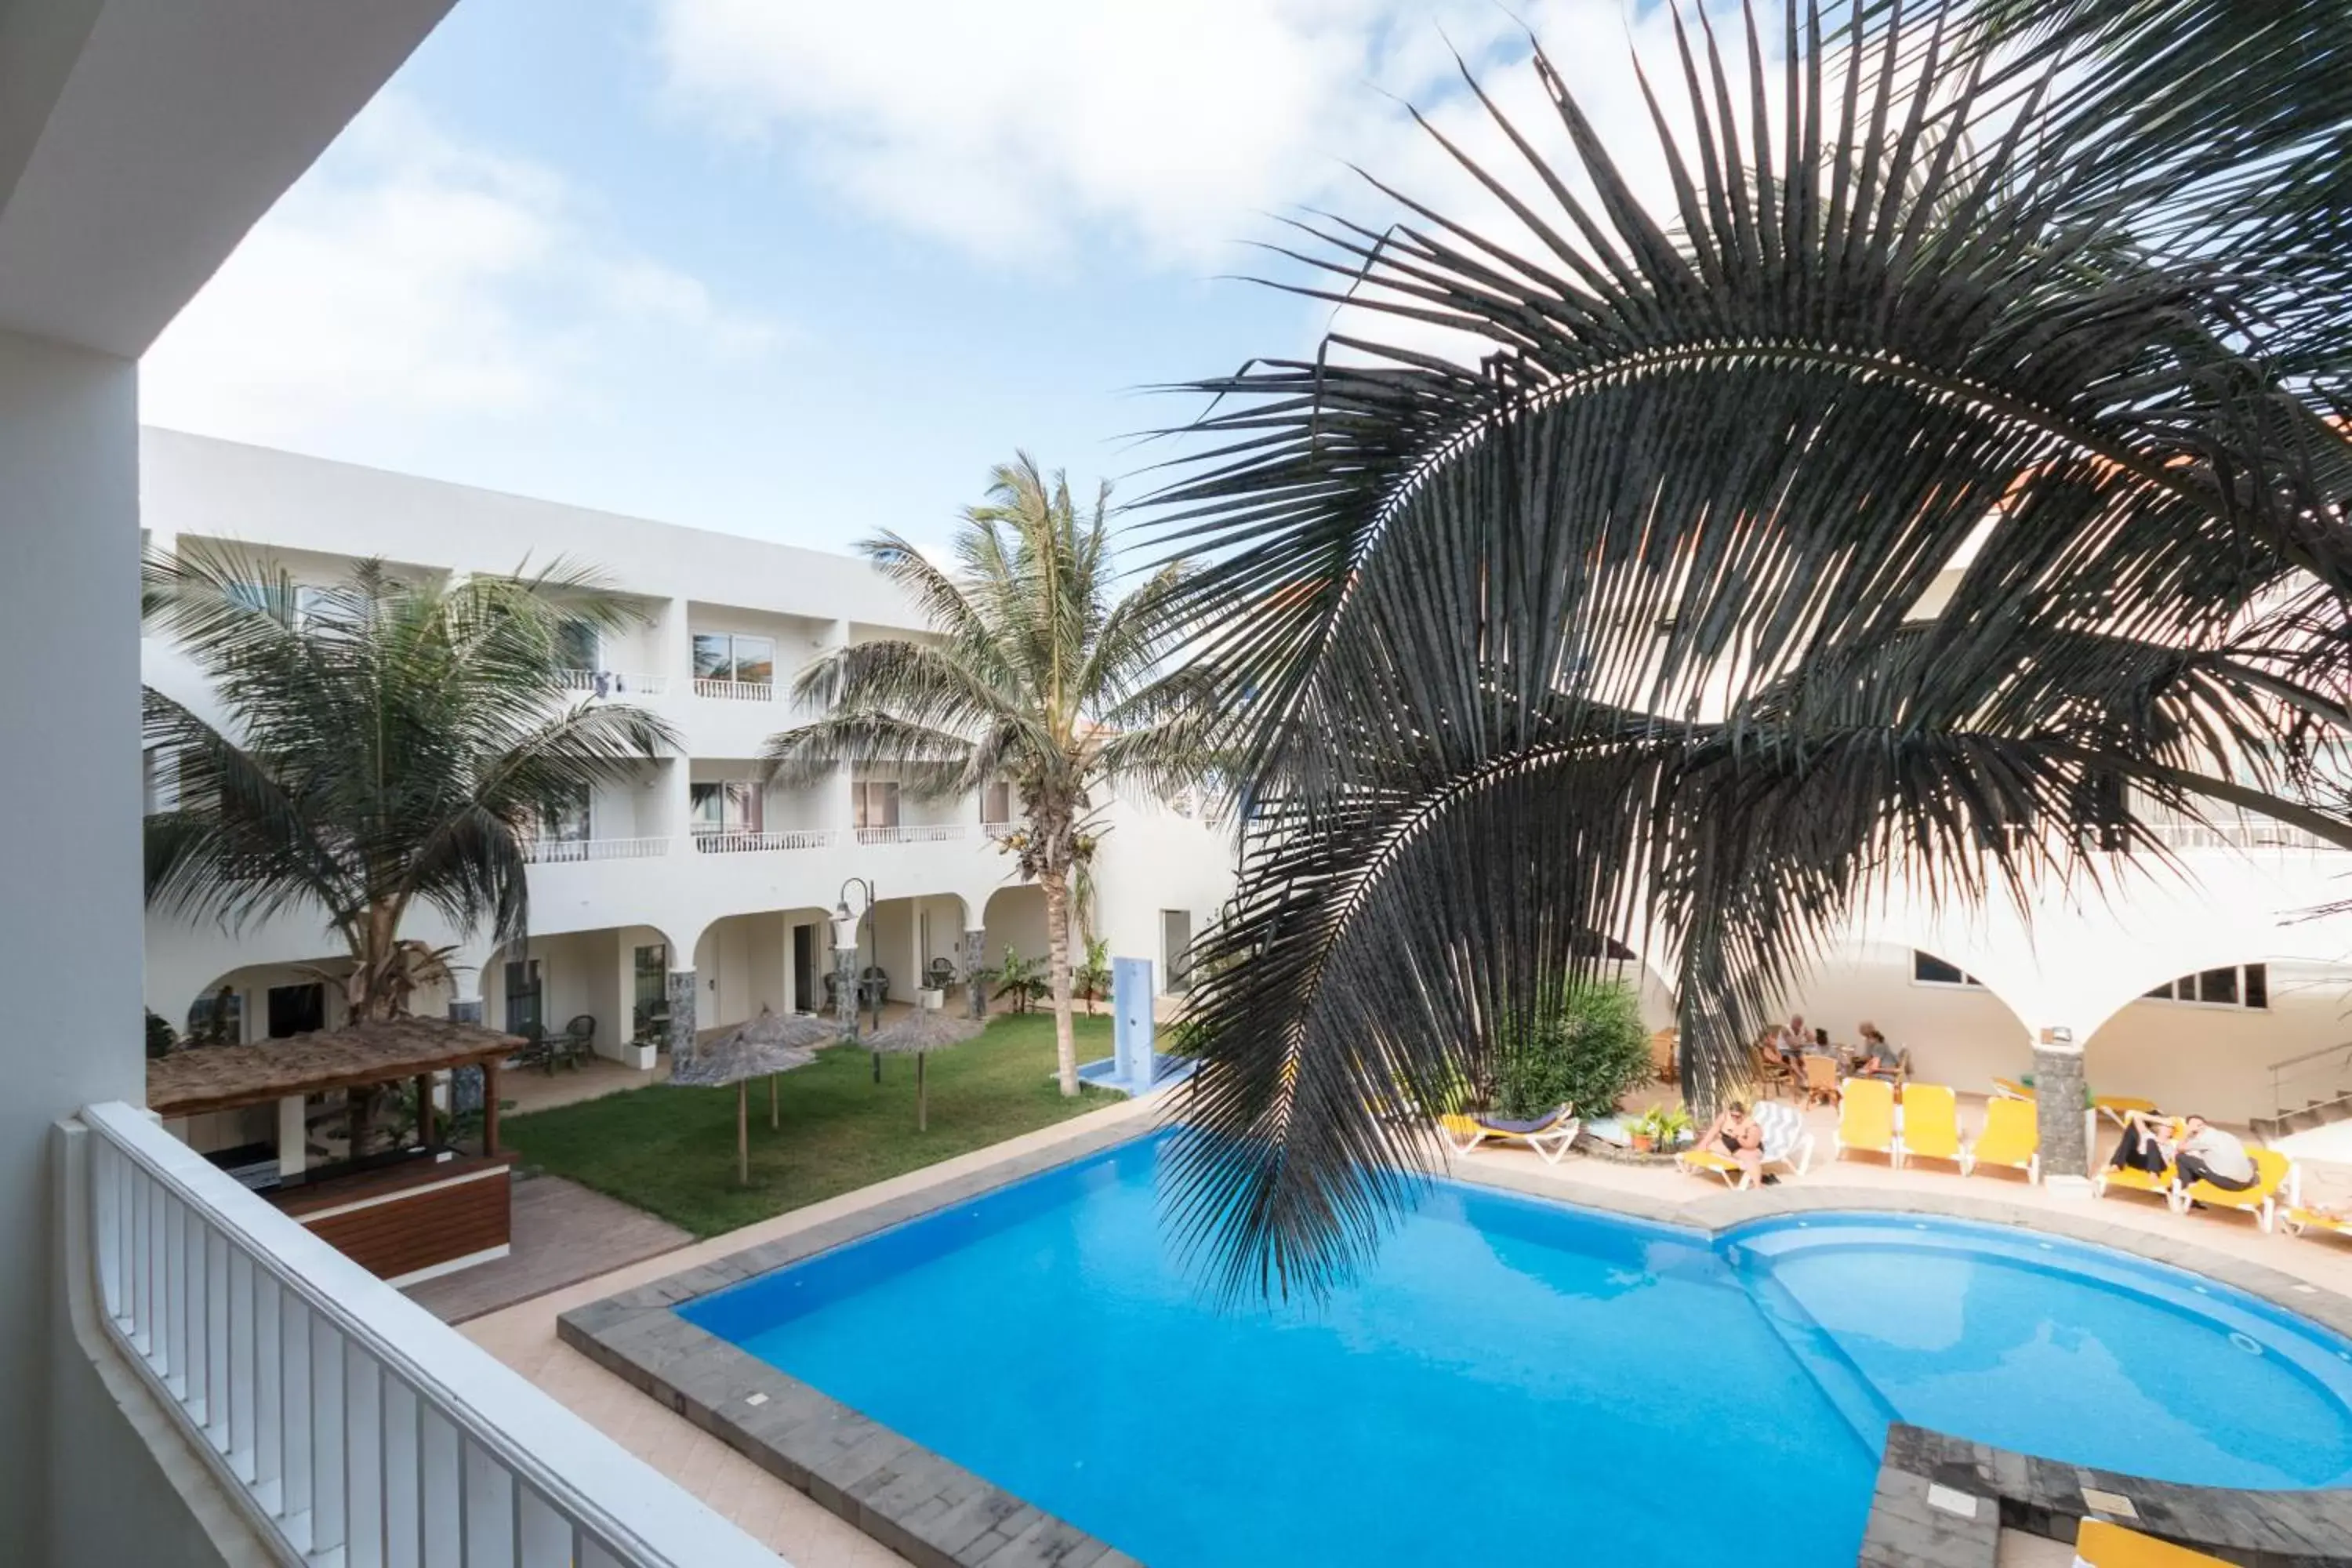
xmin=2172 ymin=1114 xmax=2257 ymax=1196
xmin=1850 ymin=1022 xmax=1897 ymax=1079
xmin=1694 ymin=1102 xmax=1769 ymax=1186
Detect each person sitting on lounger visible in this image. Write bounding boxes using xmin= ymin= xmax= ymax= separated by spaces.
xmin=1696 ymin=1102 xmax=1767 ymax=1185
xmin=2173 ymin=1115 xmax=2257 ymax=1193
xmin=2111 ymin=1107 xmax=2174 ymax=1175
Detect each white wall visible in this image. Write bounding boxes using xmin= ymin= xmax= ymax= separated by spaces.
xmin=0 ymin=328 xmax=144 ymax=1560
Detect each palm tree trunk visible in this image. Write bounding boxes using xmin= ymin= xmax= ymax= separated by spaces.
xmin=1041 ymin=870 xmax=1078 ymax=1096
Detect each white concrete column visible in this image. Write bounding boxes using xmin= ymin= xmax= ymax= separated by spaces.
xmin=275 ymin=1096 xmax=307 ymax=1178
xmin=824 ymin=618 xmax=855 ymax=832
xmin=659 ymin=597 xmax=694 ymax=847
xmin=0 ymin=331 xmax=140 ymax=1553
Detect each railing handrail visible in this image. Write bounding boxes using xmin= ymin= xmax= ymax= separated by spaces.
xmin=690 ymin=677 xmax=775 ymax=701
xmin=691 ymin=827 xmax=834 ymax=853
xmin=78 ymin=1102 xmax=780 ymax=1567
xmin=854 ymin=823 xmax=967 ymax=844
xmin=521 ymin=834 xmax=672 ymax=864
xmin=2268 ymin=1037 xmax=2352 ymax=1077
xmin=557 ymin=667 xmax=669 ymax=697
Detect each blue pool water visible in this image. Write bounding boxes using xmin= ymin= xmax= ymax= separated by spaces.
xmin=683 ymin=1138 xmax=2352 ymax=1566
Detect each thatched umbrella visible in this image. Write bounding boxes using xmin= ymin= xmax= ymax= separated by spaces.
xmin=670 ymin=1009 xmax=831 ymax=1185
xmin=864 ymin=1007 xmax=985 ymax=1131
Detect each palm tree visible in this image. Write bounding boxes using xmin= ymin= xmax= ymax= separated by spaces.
xmin=764 ymin=455 xmax=1211 ymax=1095
xmin=1149 ymin=2 xmax=2352 ymax=1300
xmin=143 ymin=543 xmax=678 ymax=1022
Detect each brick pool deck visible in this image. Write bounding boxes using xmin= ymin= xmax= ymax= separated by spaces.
xmin=461 ymin=1092 xmax=2352 ymax=1566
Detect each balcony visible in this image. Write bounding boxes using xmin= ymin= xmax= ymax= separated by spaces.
xmin=64 ymin=1102 xmax=775 ymax=1568
xmin=854 ymin=824 xmax=967 ymax=846
xmin=692 ymin=828 xmax=836 ymax=854
xmin=521 ymin=835 xmax=672 ymax=865
xmin=691 ymin=677 xmax=775 ymax=702
xmin=557 ymin=668 xmax=670 ymax=699
xmin=981 ymin=821 xmax=1018 ymax=842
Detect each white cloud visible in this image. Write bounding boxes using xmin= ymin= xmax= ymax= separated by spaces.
xmin=141 ymin=96 xmax=782 ymax=445
xmin=651 ymin=0 xmax=1737 ymax=280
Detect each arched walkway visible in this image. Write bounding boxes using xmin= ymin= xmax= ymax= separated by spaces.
xmin=1773 ymin=938 xmax=2034 ymax=1093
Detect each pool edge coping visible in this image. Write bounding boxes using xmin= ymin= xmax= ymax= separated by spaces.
xmin=561 ymin=1127 xmax=2352 ymax=1568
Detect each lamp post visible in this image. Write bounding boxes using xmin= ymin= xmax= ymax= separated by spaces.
xmin=832 ymin=876 xmax=877 ymax=1080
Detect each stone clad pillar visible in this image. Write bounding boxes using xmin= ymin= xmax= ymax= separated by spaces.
xmin=964 ymin=928 xmax=987 ymax=1021
xmin=2033 ymin=1026 xmax=2091 ymax=1189
xmin=448 ymin=971 xmax=487 ymax=1113
xmin=666 ymin=967 xmax=698 ymax=1062
xmin=834 ymin=944 xmax=861 ymax=1044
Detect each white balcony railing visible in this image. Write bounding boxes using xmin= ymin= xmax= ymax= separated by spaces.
xmin=855 ymin=824 xmax=967 ymax=846
xmin=71 ymin=1102 xmax=776 ymax=1568
xmin=557 ymin=669 xmax=669 ymax=699
xmin=2145 ymin=818 xmax=2337 ymax=853
xmin=981 ymin=821 xmax=1018 ymax=841
xmin=521 ymin=835 xmax=672 ymax=865
xmin=691 ymin=677 xmax=775 ymax=702
xmin=691 ymin=828 xmax=835 ymax=854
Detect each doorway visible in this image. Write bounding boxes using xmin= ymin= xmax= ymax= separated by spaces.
xmin=792 ymin=924 xmax=818 ymax=1014
xmin=1160 ymin=909 xmax=1194 ymax=994
xmin=266 ymin=982 xmax=325 ymax=1039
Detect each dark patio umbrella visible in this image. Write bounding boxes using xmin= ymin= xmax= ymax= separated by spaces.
xmin=670 ymin=1008 xmax=831 ymax=1184
xmin=863 ymin=1007 xmax=985 ymax=1131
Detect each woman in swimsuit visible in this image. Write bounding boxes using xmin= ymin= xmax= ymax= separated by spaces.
xmin=1695 ymin=1101 xmax=1766 ymax=1185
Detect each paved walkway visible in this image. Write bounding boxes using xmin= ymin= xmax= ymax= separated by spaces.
xmin=405 ymin=1172 xmax=690 ymax=1323
xmin=463 ymin=1087 xmax=2352 ymax=1566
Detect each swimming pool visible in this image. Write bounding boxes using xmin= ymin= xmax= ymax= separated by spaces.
xmin=681 ymin=1136 xmax=2352 ymax=1566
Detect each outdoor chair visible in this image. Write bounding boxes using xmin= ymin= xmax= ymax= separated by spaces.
xmin=1835 ymin=1076 xmax=1896 ymax=1163
xmin=1801 ymin=1052 xmax=1842 ymax=1107
xmin=1969 ymin=1095 xmax=2040 ymax=1183
xmin=858 ymin=966 xmax=891 ymax=1008
xmin=1677 ymin=1100 xmax=1814 ymax=1188
xmin=1752 ymin=1042 xmax=1798 ymax=1100
xmin=2172 ymin=1148 xmax=2292 ymax=1231
xmin=2285 ymin=1203 xmax=2352 ymax=1244
xmin=1649 ymin=1027 xmax=1679 ymax=1085
xmin=2073 ymin=1517 xmax=2233 ymax=1566
xmin=1896 ymin=1083 xmax=1962 ymax=1171
xmin=1437 ymin=1105 xmax=1581 ymax=1165
xmin=924 ymin=956 xmax=957 ymax=991
xmin=557 ymin=1014 xmax=596 ymax=1069
xmin=510 ymin=1021 xmax=554 ymax=1074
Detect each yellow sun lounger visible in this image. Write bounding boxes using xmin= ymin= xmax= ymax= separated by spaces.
xmin=1896 ymin=1083 xmax=1963 ymax=1171
xmin=2073 ymin=1517 xmax=2233 ymax=1566
xmin=2172 ymin=1147 xmax=2292 ymax=1231
xmin=2092 ymin=1162 xmax=2176 ymax=1207
xmin=1835 ymin=1076 xmax=1897 ymax=1163
xmin=2285 ymin=1205 xmax=2352 ymax=1243
xmin=2094 ymin=1095 xmax=2159 ymax=1128
xmin=1969 ymin=1095 xmax=2040 ymax=1183
xmin=1437 ymin=1106 xmax=1581 ymax=1165
xmin=1991 ymin=1076 xmax=2033 ymax=1102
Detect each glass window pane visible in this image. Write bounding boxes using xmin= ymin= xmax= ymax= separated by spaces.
xmin=731 ymin=636 xmax=775 ymax=686
xmin=692 ymin=633 xmax=733 ymax=681
xmin=727 ymin=781 xmax=763 ymax=833
xmin=2198 ymin=967 xmax=2238 ymax=1006
xmin=1913 ymin=950 xmax=1967 ymax=985
xmin=689 ymin=782 xmax=722 ymax=829
xmin=557 ymin=619 xmax=600 ymax=669
xmin=880 ymin=781 xmax=900 ymax=826
xmin=2244 ymin=963 xmax=2269 ymax=1010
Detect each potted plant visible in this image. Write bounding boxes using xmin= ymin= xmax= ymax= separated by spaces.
xmin=1627 ymin=1105 xmax=1693 ymax=1154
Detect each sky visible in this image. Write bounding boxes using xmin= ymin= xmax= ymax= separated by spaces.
xmin=140 ymin=0 xmax=1706 ymax=557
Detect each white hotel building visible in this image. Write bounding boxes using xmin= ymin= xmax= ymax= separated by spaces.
xmin=8 ymin=7 xmax=2352 ymax=1566
xmin=139 ymin=428 xmax=1240 ymax=1088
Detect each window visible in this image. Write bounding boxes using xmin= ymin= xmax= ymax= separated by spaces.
xmin=853 ymin=779 xmax=901 ymax=830
xmin=266 ymin=982 xmax=325 ymax=1039
xmin=690 ymin=780 xmax=764 ymax=834
xmin=141 ymin=746 xmax=180 ymax=815
xmin=1911 ymin=950 xmax=1984 ymax=988
xmin=503 ymin=960 xmax=543 ymax=1034
xmin=187 ymin=988 xmax=242 ymax=1046
xmin=691 ymin=632 xmax=775 ymax=687
xmin=557 ymin=619 xmax=600 ymax=670
xmin=2140 ymin=962 xmax=2268 ymax=1011
xmin=982 ymin=781 xmax=1012 ymax=825
xmin=1162 ymin=909 xmax=1194 ymax=994
xmin=539 ymin=781 xmax=592 ymax=843
xmin=633 ymin=944 xmax=668 ymax=1037
xmin=230 ymin=582 xmax=332 ymax=629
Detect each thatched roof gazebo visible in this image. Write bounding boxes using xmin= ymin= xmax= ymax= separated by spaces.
xmin=146 ymin=1017 xmax=527 ymax=1286
xmin=863 ymin=1007 xmax=985 ymax=1131
xmin=670 ymin=1009 xmax=833 ymax=1185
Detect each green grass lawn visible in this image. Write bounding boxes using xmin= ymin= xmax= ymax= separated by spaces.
xmin=501 ymin=1011 xmax=1118 ymax=1237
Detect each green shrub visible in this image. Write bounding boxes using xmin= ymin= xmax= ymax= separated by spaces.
xmin=1493 ymin=978 xmax=1652 ymax=1118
